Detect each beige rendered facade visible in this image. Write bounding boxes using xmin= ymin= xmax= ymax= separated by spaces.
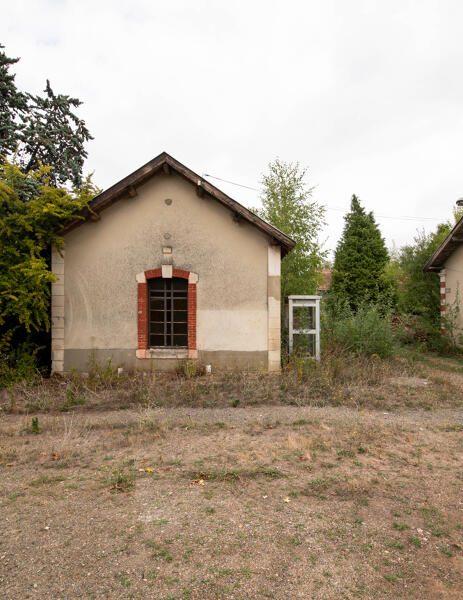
xmin=51 ymin=153 xmax=294 ymax=374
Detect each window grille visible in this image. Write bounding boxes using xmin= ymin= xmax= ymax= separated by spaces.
xmin=148 ymin=277 xmax=188 ymax=347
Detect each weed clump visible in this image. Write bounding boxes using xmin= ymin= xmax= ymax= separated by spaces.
xmin=109 ymin=466 xmax=135 ymax=493
xmin=31 ymin=417 xmax=39 ymax=434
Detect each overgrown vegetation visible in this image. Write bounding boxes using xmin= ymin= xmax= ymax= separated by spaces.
xmin=395 ymin=226 xmax=449 ymax=324
xmin=391 ymin=223 xmax=463 ymax=353
xmin=0 ymin=43 xmax=95 ymax=387
xmin=0 ymin=161 xmax=98 ymax=386
xmin=323 ymin=195 xmax=462 ymax=359
xmin=324 ymin=303 xmax=395 ymax=358
xmin=2 ymin=343 xmax=462 ymax=415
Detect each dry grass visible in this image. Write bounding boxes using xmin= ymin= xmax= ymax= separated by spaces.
xmin=2 ymin=347 xmax=463 ymax=416
xmin=0 ymin=352 xmax=462 ymax=598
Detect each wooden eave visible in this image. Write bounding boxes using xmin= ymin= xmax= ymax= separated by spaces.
xmin=423 ymin=215 xmax=463 ymax=272
xmin=59 ymin=151 xmax=296 ymax=256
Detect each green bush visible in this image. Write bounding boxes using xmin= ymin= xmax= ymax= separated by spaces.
xmin=0 ymin=337 xmax=40 ymax=388
xmin=325 ymin=303 xmax=396 ymax=358
xmin=398 ymin=226 xmax=451 ymax=326
xmin=392 ymin=312 xmax=463 ymax=356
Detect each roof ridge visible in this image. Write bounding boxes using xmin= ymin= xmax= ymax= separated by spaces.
xmin=60 ymin=151 xmax=296 ymax=255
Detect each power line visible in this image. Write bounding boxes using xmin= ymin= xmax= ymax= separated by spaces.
xmin=202 ymin=173 xmax=259 ymax=192
xmin=202 ymin=172 xmax=445 ymax=223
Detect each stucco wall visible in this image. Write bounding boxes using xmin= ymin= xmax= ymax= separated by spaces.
xmin=58 ymin=172 xmax=278 ymax=372
xmin=443 ymin=245 xmax=463 ymax=337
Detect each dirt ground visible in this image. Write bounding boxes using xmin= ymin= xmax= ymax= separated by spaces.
xmin=1 ymin=355 xmax=463 ymax=599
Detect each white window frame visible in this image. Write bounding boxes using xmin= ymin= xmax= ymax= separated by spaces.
xmin=288 ymin=295 xmax=321 ymax=361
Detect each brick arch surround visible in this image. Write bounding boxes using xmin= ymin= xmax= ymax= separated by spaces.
xmin=136 ymin=268 xmax=198 ymax=359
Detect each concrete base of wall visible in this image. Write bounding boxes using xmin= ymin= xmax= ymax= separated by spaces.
xmin=63 ymin=348 xmax=269 ymax=373
xmin=198 ymin=350 xmax=268 ymax=371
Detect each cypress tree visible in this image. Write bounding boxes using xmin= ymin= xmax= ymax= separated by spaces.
xmin=330 ymin=195 xmax=389 ymax=309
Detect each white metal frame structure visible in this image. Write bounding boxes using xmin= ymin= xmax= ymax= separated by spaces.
xmin=288 ymin=295 xmax=321 ymax=361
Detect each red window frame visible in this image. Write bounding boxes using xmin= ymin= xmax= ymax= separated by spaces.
xmin=138 ymin=269 xmax=197 ymax=353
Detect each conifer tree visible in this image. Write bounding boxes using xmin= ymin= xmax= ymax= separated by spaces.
xmin=0 ymin=44 xmax=92 ymax=187
xmin=330 ymin=195 xmax=389 ymax=309
xmin=21 ymin=80 xmax=92 ymax=187
xmin=0 ymin=44 xmax=28 ymax=155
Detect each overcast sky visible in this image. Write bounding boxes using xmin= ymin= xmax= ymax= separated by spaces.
xmin=4 ymin=0 xmax=463 ymax=257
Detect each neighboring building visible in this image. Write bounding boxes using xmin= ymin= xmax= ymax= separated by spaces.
xmin=317 ymin=269 xmax=332 ymax=296
xmin=51 ymin=152 xmax=295 ymax=374
xmin=423 ymin=200 xmax=463 ymax=335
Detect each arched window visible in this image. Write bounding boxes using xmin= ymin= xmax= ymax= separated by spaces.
xmin=136 ymin=268 xmax=197 ymax=359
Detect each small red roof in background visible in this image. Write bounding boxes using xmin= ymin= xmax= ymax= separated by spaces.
xmin=318 ymin=269 xmax=332 ymax=291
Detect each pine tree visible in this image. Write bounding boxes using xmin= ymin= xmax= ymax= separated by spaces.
xmin=330 ymin=195 xmax=389 ymax=309
xmin=0 ymin=44 xmax=29 ymax=155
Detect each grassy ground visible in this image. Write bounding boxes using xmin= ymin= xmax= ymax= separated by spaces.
xmin=0 ymin=351 xmax=462 ymax=599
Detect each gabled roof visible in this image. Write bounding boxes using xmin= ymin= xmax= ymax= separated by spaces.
xmin=423 ymin=216 xmax=463 ymax=271
xmin=60 ymin=151 xmax=296 ymax=256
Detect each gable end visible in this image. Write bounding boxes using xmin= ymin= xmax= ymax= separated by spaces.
xmin=60 ymin=152 xmax=296 ymax=256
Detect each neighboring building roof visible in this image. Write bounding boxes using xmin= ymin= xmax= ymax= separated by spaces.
xmin=60 ymin=151 xmax=296 ymax=256
xmin=423 ymin=216 xmax=463 ymax=271
xmin=317 ymin=269 xmax=332 ymax=291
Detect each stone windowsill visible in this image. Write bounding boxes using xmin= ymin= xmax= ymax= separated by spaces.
xmin=136 ymin=348 xmax=190 ymax=359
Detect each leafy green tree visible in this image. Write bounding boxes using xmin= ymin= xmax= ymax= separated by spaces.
xmin=0 ymin=44 xmax=28 ymax=155
xmin=0 ymin=159 xmax=97 ymax=382
xmin=398 ymin=224 xmax=451 ymax=325
xmin=258 ymin=159 xmax=326 ymax=298
xmin=330 ymin=195 xmax=390 ymax=310
xmin=0 ymin=44 xmax=92 ymax=187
